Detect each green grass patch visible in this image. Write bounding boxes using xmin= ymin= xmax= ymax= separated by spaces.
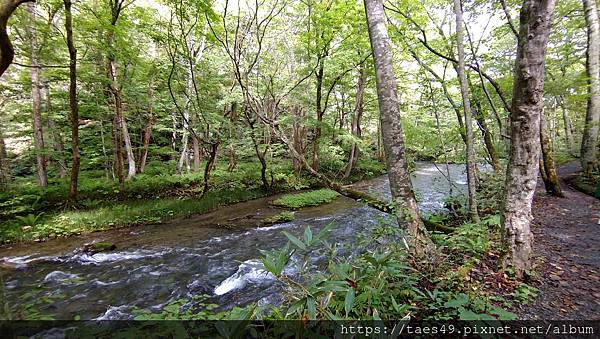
xmin=272 ymin=189 xmax=339 ymax=209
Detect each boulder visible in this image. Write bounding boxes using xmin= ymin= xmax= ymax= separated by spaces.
xmin=82 ymin=242 xmax=116 ymax=255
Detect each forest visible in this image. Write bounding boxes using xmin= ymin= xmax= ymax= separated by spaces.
xmin=0 ymin=0 xmax=598 ymax=332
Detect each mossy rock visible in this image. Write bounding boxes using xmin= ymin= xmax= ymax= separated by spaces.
xmin=263 ymin=211 xmax=295 ymax=224
xmin=272 ymin=189 xmax=340 ymax=209
xmin=83 ymin=242 xmax=117 ymax=254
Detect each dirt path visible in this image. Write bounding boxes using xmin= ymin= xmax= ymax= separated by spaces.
xmin=519 ymin=163 xmax=600 ymax=319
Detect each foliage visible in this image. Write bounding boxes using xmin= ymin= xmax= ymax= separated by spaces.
xmin=256 ymin=221 xmax=518 ymax=321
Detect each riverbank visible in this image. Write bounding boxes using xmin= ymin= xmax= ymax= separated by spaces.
xmin=0 ymin=160 xmax=386 ymax=245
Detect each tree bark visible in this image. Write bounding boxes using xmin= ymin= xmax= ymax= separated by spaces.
xmin=312 ymin=62 xmax=324 ymax=171
xmin=364 ymin=0 xmax=431 ymax=253
xmin=138 ymin=80 xmax=153 ymax=173
xmin=44 ymin=86 xmax=67 ymax=178
xmin=0 ymin=128 xmax=9 ymax=189
xmin=121 ymin=114 xmax=136 ymax=179
xmin=539 ymin=112 xmax=564 ymax=196
xmin=581 ymin=0 xmax=600 ymax=174
xmin=26 ymin=3 xmax=47 ymax=188
xmin=344 ymin=62 xmax=366 ymax=178
xmin=292 ymin=105 xmax=306 ymax=174
xmin=64 ymin=0 xmax=79 ymax=200
xmin=473 ymin=99 xmax=501 ymax=172
xmin=177 ymin=106 xmax=191 ymax=175
xmin=501 ymin=0 xmax=556 ymax=278
xmin=454 ymin=0 xmax=480 ymax=222
xmin=560 ymin=97 xmax=576 ymax=155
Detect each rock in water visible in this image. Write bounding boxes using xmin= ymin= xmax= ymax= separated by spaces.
xmin=82 ymin=242 xmax=116 ymax=255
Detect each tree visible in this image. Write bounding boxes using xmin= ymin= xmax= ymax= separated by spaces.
xmin=106 ymin=0 xmax=136 ymax=188
xmin=25 ymin=2 xmax=47 ymax=187
xmin=501 ymin=0 xmax=556 ymax=277
xmin=580 ymin=0 xmax=600 ymax=174
xmin=364 ymin=0 xmax=430 ymax=253
xmin=64 ymin=0 xmax=79 ymax=200
xmin=453 ymin=0 xmax=480 ymax=222
xmin=0 ymin=0 xmax=34 ymax=77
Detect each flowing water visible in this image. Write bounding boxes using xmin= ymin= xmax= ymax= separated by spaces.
xmin=0 ymin=162 xmax=472 ymax=320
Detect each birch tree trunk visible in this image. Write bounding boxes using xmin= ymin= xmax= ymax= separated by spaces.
xmin=454 ymin=0 xmax=480 ymax=222
xmin=344 ymin=62 xmax=366 ymax=179
xmin=122 ymin=113 xmax=136 ymax=179
xmin=364 ymin=0 xmax=430 ymax=254
xmin=26 ymin=3 xmax=47 ymax=188
xmin=580 ymin=0 xmax=600 ymax=174
xmin=502 ymin=0 xmax=556 ymax=277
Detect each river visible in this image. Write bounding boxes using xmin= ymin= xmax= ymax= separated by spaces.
xmin=0 ymin=162 xmax=470 ymax=320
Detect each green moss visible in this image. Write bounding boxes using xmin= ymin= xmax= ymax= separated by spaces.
xmin=272 ymin=189 xmax=340 ymax=209
xmin=263 ymin=211 xmax=295 ymax=224
xmin=83 ymin=242 xmax=116 ymax=253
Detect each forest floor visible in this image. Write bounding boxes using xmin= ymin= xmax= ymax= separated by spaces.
xmin=519 ymin=163 xmax=600 ymax=320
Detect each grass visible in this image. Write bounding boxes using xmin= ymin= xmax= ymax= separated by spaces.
xmin=1 ymin=187 xmax=268 ymax=243
xmin=272 ymin=189 xmax=340 ymax=209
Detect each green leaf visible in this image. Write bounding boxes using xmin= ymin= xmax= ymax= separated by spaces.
xmin=458 ymin=309 xmax=481 ymax=320
xmin=315 ymin=222 xmax=334 ymax=241
xmin=344 ymin=288 xmax=355 ymax=316
xmin=444 ymin=293 xmax=469 ymax=308
xmin=286 ymin=299 xmax=305 ymax=317
xmin=306 ymin=297 xmax=317 ymax=320
xmin=304 ymin=226 xmax=313 ymax=246
xmin=283 ymin=231 xmax=307 ymax=251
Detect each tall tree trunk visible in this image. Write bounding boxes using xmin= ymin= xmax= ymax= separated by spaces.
xmin=44 ymin=86 xmax=67 ymax=178
xmin=473 ymin=99 xmax=501 ymax=172
xmin=108 ymin=59 xmax=125 ymax=190
xmin=177 ymin=108 xmax=190 ymax=175
xmin=138 ymin=80 xmax=153 ymax=173
xmin=454 ymin=0 xmax=480 ymax=222
xmin=171 ymin=109 xmax=178 ymax=151
xmin=560 ymin=97 xmax=576 ymax=155
xmin=501 ymin=0 xmax=556 ymax=278
xmin=312 ymin=62 xmax=324 ymax=171
xmin=344 ymin=62 xmax=366 ymax=179
xmin=64 ymin=0 xmax=79 ymax=200
xmin=540 ymin=112 xmax=564 ymax=196
xmin=0 ymin=128 xmax=9 ymax=189
xmin=292 ymin=105 xmax=306 ymax=174
xmin=201 ymin=143 xmax=219 ymax=196
xmin=581 ymin=0 xmax=600 ymax=174
xmin=121 ymin=116 xmax=135 ymax=179
xmin=26 ymin=3 xmax=47 ymax=188
xmin=364 ymin=0 xmax=430 ymax=254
